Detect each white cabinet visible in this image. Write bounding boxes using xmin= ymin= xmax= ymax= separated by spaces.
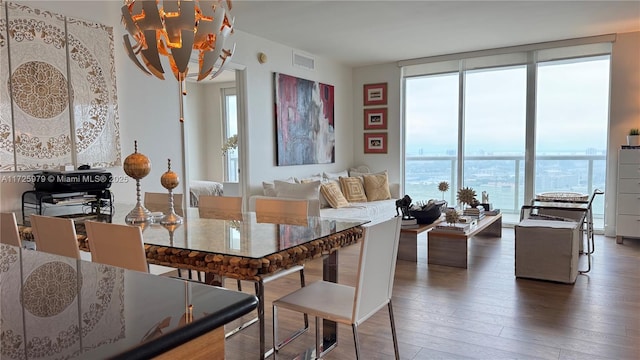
xmin=616 ymin=149 xmax=640 ymax=243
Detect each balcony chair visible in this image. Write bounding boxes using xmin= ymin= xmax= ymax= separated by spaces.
xmin=272 ymin=216 xmax=402 ymax=359
xmin=1 ymin=212 xmax=22 ymax=247
xmin=85 ymin=221 xmax=148 ymax=273
xmin=30 ymin=215 xmax=81 ymax=259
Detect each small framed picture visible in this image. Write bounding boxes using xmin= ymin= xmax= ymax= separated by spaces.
xmin=364 ymin=108 xmax=387 ymax=130
xmin=364 ymin=133 xmax=387 ymax=154
xmin=363 ymin=83 xmax=387 ymax=106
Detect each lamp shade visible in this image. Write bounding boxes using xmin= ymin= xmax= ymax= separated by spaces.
xmin=121 ymin=0 xmax=235 ymax=82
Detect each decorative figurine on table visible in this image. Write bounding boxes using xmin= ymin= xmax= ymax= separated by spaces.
xmin=482 ymin=191 xmax=489 ymax=204
xmin=160 ymin=158 xmax=183 ymax=225
xmin=123 ymin=141 xmax=152 ymax=224
xmin=395 ymin=195 xmax=414 ymax=220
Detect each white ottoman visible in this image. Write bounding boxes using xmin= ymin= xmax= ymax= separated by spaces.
xmin=515 ymin=219 xmax=580 ymax=284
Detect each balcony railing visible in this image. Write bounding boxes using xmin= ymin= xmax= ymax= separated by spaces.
xmin=405 ymin=154 xmax=606 ymax=228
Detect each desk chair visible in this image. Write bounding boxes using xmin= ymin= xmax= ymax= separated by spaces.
xmin=85 ymin=221 xmax=148 ymax=273
xmin=1 ymin=212 xmax=22 ymax=247
xmin=144 ymin=192 xmax=184 ymax=215
xmin=272 ymin=216 xmax=402 ymax=359
xmin=198 ymin=195 xmax=243 ymax=220
xmin=30 ymin=215 xmax=81 ymax=259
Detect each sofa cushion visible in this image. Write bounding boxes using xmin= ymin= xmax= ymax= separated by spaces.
xmin=300 ymin=176 xmax=330 ymax=208
xmin=263 ymin=177 xmax=297 ymax=196
xmin=339 ymin=176 xmax=368 ymax=202
xmin=320 ymin=181 xmax=349 ymax=208
xmin=274 ymin=180 xmax=321 ymax=201
xmin=323 ymin=170 xmax=348 ymax=181
xmin=363 ymin=171 xmax=391 ymax=201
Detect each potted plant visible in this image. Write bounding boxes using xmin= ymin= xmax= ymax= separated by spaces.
xmin=628 ymin=128 xmax=639 ymax=146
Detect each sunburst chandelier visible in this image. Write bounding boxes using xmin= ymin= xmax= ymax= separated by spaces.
xmin=121 ymin=0 xmax=235 ymax=85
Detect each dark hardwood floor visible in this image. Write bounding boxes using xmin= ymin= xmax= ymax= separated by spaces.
xmin=221 ymin=229 xmax=640 ymax=359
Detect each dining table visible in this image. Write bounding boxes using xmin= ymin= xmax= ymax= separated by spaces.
xmin=0 ymin=243 xmax=258 ymax=360
xmin=100 ymin=203 xmax=369 ymax=359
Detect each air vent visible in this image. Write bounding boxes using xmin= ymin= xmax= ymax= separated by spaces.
xmin=292 ymin=51 xmax=315 ymax=71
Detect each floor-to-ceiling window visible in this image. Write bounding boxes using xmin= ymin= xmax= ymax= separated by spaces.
xmin=222 ymin=87 xmax=238 ymax=182
xmin=534 ymin=56 xmax=610 ymax=228
xmin=405 ymin=73 xmax=459 ymax=204
xmin=464 ymin=66 xmax=527 ymax=215
xmin=402 ymin=39 xmax=611 ymax=228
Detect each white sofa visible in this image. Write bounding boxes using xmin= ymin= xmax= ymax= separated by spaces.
xmin=249 ymin=183 xmax=400 ymax=225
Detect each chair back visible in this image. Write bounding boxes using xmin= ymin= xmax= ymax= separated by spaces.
xmin=255 ymin=198 xmax=309 ymax=225
xmin=144 ymin=192 xmax=184 ymax=215
xmin=30 ymin=215 xmax=81 ymax=259
xmin=1 ymin=212 xmax=22 ymax=247
xmin=352 ymin=216 xmax=402 ymax=324
xmin=199 ymin=196 xmax=243 ymax=220
xmin=85 ymin=221 xmax=148 ymax=272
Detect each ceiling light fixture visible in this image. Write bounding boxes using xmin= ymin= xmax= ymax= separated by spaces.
xmin=122 ymin=0 xmax=235 ymax=84
xmin=121 ymin=0 xmax=235 ymax=210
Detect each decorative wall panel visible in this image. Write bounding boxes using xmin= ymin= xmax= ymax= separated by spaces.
xmin=0 ymin=2 xmax=120 ymax=171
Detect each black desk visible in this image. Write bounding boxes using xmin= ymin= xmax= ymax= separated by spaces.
xmin=0 ymin=243 xmax=258 ymax=359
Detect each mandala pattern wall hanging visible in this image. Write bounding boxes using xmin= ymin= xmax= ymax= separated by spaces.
xmin=0 ymin=2 xmax=121 ymax=171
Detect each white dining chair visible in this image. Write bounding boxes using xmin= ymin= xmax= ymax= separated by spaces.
xmin=255 ymin=197 xmax=309 ymax=225
xmin=1 ymin=212 xmax=22 ymax=247
xmin=85 ymin=221 xmax=148 ymax=273
xmin=198 ymin=195 xmax=243 ymax=220
xmin=273 ymin=216 xmax=402 ymax=359
xmin=30 ymin=215 xmax=81 ymax=259
xmin=225 ymin=197 xmax=310 ymax=351
xmin=144 ymin=192 xmax=184 ymax=215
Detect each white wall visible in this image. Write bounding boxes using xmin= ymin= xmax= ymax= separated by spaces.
xmin=232 ymin=31 xmax=355 ymax=195
xmin=605 ymin=31 xmax=640 ymax=236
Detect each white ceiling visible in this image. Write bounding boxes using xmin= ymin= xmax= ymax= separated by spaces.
xmin=230 ymin=0 xmax=640 ymax=68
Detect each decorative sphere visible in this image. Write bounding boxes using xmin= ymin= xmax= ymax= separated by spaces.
xmin=161 ymin=170 xmax=180 ymax=190
xmin=123 ymin=151 xmax=151 ymax=179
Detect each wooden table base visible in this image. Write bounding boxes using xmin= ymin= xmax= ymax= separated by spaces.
xmin=428 ymin=214 xmax=502 ymax=268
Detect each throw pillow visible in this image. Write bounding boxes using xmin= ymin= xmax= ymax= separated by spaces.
xmin=301 ymin=176 xmax=329 ymax=208
xmin=339 ymin=176 xmax=368 ymax=202
xmin=320 ymin=181 xmax=349 ymax=208
xmin=263 ymin=177 xmax=297 ymax=196
xmin=274 ymin=180 xmax=321 ymax=200
xmin=363 ymin=171 xmax=391 ymax=201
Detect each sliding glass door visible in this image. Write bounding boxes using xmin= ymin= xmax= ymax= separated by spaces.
xmin=405 ymin=73 xmax=459 ymax=204
xmin=403 ymin=44 xmax=611 ymax=228
xmin=535 ymin=56 xmax=610 ymax=227
xmin=464 ymin=66 xmax=527 ymax=214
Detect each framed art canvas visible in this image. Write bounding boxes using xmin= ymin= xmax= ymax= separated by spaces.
xmin=364 ymin=108 xmax=387 ymax=130
xmin=363 ymin=82 xmax=387 ymax=106
xmin=274 ymin=73 xmax=335 ymax=166
xmin=364 ymin=133 xmax=387 ymax=154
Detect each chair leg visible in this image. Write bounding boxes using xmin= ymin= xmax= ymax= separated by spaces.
xmin=254 ymin=280 xmax=267 ymax=359
xmin=273 ymin=304 xmax=279 ymax=357
xmin=315 ymin=317 xmax=321 ymax=359
xmin=388 ymin=301 xmax=400 ymax=360
xmin=352 ymin=323 xmax=361 ymax=360
xmin=299 ymin=269 xmax=309 ymax=328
